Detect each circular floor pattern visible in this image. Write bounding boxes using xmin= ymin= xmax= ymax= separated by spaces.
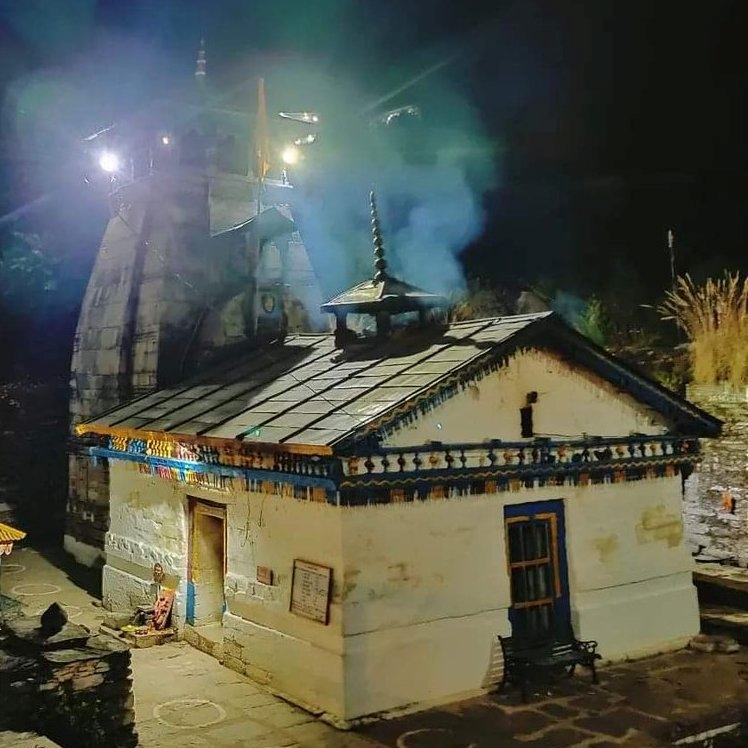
xmin=33 ymin=603 xmax=83 ymax=619
xmin=0 ymin=564 xmax=25 ymax=574
xmin=154 ymin=699 xmax=227 ymax=729
xmin=11 ymin=583 xmax=62 ymax=596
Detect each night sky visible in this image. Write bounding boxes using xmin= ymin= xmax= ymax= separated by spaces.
xmin=0 ymin=0 xmax=746 ymax=306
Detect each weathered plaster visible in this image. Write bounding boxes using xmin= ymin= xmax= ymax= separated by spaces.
xmin=382 ymin=348 xmax=669 ymax=448
xmin=338 ymin=476 xmax=698 ymax=720
xmin=104 ymin=460 xmax=345 ymax=708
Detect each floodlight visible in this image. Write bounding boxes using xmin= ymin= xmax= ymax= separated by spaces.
xmin=281 ymin=146 xmax=300 ymax=165
xmin=98 ymin=151 xmax=120 ymax=173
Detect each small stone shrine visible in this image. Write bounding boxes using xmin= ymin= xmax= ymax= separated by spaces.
xmin=0 ymin=603 xmax=137 ymax=747
xmin=74 ymin=191 xmax=720 ymax=724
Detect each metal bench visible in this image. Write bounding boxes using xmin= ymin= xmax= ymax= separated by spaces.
xmin=498 ymin=629 xmax=601 ymax=702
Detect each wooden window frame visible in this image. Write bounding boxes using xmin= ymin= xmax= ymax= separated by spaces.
xmin=505 ymin=512 xmax=562 ymax=604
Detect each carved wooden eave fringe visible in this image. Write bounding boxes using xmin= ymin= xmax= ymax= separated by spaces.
xmin=74 ymin=423 xmax=332 ymax=456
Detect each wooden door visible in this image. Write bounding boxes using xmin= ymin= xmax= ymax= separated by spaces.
xmin=187 ymin=499 xmax=226 ymax=626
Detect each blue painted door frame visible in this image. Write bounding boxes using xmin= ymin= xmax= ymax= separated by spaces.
xmin=504 ymin=499 xmax=571 ymax=639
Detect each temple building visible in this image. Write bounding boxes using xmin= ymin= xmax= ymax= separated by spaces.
xmin=66 ymin=45 xmax=324 ymax=565
xmin=74 ymin=190 xmax=720 ymax=725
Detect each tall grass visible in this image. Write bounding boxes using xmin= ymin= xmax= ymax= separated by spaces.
xmin=658 ymin=272 xmax=748 ymax=386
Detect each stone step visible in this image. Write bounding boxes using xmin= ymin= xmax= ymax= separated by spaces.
xmin=700 ymin=604 xmax=748 ymax=645
xmin=0 ymin=731 xmax=61 ymax=747
xmin=694 ymin=565 xmax=748 ymax=609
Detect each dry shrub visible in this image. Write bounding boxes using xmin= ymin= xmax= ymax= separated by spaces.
xmin=658 ymin=272 xmax=748 ymax=386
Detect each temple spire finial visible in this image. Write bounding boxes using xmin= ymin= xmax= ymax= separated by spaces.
xmin=370 ymin=190 xmax=388 ymax=282
xmin=195 ymin=38 xmax=207 ymax=81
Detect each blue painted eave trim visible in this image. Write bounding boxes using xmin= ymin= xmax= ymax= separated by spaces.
xmin=88 ymin=447 xmax=338 ymax=492
xmin=339 ymin=454 xmax=695 ymax=489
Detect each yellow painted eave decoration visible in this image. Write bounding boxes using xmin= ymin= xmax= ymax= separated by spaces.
xmin=0 ymin=522 xmax=26 ymax=544
xmin=74 ymin=423 xmax=332 ymax=457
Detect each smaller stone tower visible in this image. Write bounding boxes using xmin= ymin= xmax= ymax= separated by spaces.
xmin=65 ymin=44 xmax=324 ymax=565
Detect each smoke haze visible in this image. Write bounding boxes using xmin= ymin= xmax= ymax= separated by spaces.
xmin=264 ymin=59 xmax=499 ymax=298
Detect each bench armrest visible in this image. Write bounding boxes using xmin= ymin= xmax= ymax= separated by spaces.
xmin=574 ymin=638 xmax=599 ymax=655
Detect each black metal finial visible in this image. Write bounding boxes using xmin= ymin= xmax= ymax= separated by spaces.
xmin=370 ymin=190 xmax=388 ymax=282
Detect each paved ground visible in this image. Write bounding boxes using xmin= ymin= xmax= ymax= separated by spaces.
xmin=3 ymin=547 xmax=748 ymax=747
xmin=132 ymin=642 xmax=381 ymax=748
xmin=0 ymin=545 xmax=103 ymax=631
xmin=0 ymin=547 xmax=378 ymax=748
xmin=362 ymin=648 xmax=748 ymax=747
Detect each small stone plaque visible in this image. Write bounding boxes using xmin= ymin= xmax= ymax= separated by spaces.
xmin=289 ymin=560 xmax=332 ymax=624
xmin=256 ymin=565 xmax=273 ymax=585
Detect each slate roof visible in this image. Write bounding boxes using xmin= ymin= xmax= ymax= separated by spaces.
xmin=77 ymin=312 xmax=721 ymax=451
xmin=319 ymin=275 xmax=448 ymax=315
xmin=210 ymin=204 xmax=295 ymax=240
xmin=320 ymin=191 xmax=448 ymax=316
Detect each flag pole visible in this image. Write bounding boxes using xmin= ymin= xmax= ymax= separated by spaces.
xmin=253 ymin=77 xmax=270 ymax=336
xmin=256 ymin=77 xmax=267 ymax=216
xmin=667 ymin=228 xmax=676 ymax=289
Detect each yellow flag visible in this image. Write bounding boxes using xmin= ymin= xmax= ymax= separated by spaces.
xmin=255 ymin=77 xmax=270 ymax=181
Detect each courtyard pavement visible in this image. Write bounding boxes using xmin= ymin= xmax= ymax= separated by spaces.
xmin=3 ymin=546 xmax=748 ymax=747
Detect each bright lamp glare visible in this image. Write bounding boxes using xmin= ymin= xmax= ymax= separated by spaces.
xmin=99 ymin=151 xmax=120 ymax=173
xmin=281 ymin=146 xmax=300 ymax=165
xmin=161 ymin=135 xmax=170 ymax=146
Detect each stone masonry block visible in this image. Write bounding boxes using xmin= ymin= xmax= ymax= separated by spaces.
xmin=72 ymin=674 xmax=105 ymax=690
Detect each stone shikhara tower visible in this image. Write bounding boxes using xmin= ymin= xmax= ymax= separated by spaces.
xmin=65 ymin=45 xmax=324 ymax=565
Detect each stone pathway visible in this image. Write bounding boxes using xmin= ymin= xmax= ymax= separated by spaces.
xmin=1 ymin=548 xmax=376 ymax=748
xmin=4 ymin=547 xmax=748 ymax=747
xmin=131 ymin=642 xmax=376 ymax=747
xmin=0 ymin=546 xmax=103 ymax=632
xmin=0 ymin=732 xmax=60 ymax=747
xmin=361 ymin=649 xmax=748 ymax=747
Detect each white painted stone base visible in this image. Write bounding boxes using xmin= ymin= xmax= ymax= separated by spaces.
xmin=600 ymin=635 xmax=694 ymax=666
xmin=344 ymin=609 xmax=509 ymax=721
xmin=102 ymin=563 xmax=188 ymax=628
xmin=102 ymin=564 xmax=157 ymax=614
xmin=63 ymin=534 xmax=104 ymax=568
xmin=222 ymin=612 xmax=344 ymax=719
xmin=573 ymin=572 xmax=700 ymax=660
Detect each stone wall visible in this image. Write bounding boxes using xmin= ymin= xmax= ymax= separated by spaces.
xmin=66 ymin=172 xmax=212 ymax=564
xmin=0 ymin=610 xmax=137 ymax=748
xmin=684 ymin=384 xmax=748 ymax=564
xmin=65 ymin=454 xmax=110 ymax=567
